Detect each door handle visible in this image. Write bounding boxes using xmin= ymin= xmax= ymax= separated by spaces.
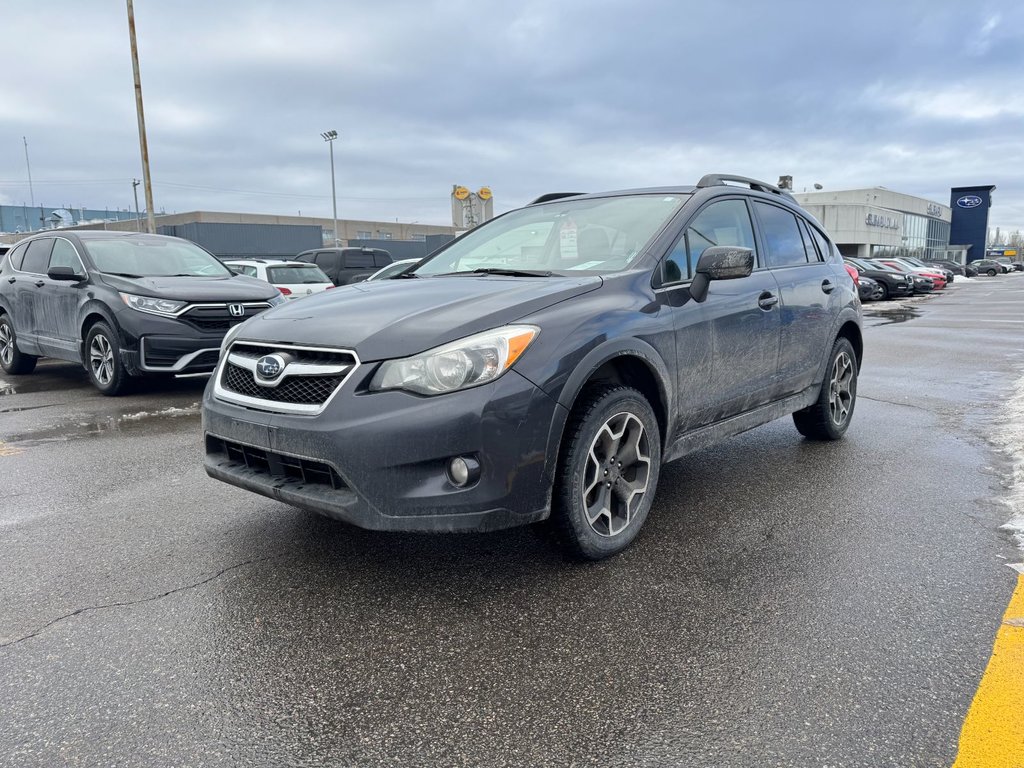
xmin=757 ymin=292 xmax=779 ymax=310
xmin=821 ymin=279 xmax=835 ymax=294
xmin=6 ymin=277 xmax=14 ymax=284
xmin=34 ymin=280 xmax=45 ymax=288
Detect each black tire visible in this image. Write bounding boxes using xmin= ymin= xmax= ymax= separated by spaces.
xmin=793 ymin=337 xmax=858 ymax=441
xmin=987 ymin=268 xmax=997 ymax=277
xmin=0 ymin=313 xmax=37 ymax=375
xmin=552 ymin=385 xmax=662 ymax=560
xmin=876 ymin=281 xmax=889 ymax=300
xmin=84 ymin=322 xmax=131 ymax=396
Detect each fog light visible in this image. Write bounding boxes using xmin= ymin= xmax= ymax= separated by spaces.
xmin=446 ymin=456 xmax=480 ymax=487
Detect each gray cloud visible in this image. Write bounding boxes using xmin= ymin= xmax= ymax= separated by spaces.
xmin=2 ymin=0 xmax=1022 ymax=232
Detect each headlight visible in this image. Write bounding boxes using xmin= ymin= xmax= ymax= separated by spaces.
xmin=119 ymin=292 xmax=187 ymax=317
xmin=268 ymin=292 xmax=288 ymax=306
xmin=369 ymin=325 xmax=539 ymax=395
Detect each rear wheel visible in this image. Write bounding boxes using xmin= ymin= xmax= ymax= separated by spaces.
xmin=85 ymin=322 xmax=132 ymax=396
xmin=793 ymin=337 xmax=858 ymax=441
xmin=987 ymin=268 xmax=997 ymax=276
xmin=0 ymin=313 xmax=37 ymax=375
xmin=552 ymin=385 xmax=662 ymax=560
xmin=876 ymin=281 xmax=889 ymax=300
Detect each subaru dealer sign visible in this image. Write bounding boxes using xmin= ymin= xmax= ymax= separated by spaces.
xmin=949 ymin=185 xmax=995 ymax=263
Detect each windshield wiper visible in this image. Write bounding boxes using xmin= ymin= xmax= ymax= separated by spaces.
xmin=394 ymin=271 xmax=419 ymax=279
xmin=442 ymin=267 xmax=553 ymax=277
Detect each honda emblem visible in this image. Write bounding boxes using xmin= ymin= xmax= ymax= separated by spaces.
xmin=228 ymin=304 xmax=245 ymax=317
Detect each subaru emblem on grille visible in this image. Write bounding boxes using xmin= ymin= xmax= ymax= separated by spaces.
xmin=256 ymin=354 xmax=285 ymax=379
xmin=228 ymin=303 xmax=245 ymax=317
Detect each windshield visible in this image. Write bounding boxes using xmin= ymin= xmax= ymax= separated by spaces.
xmin=85 ymin=237 xmax=231 ymax=277
xmin=414 ymin=194 xmax=688 ymax=276
xmin=267 ymin=265 xmax=330 ymax=284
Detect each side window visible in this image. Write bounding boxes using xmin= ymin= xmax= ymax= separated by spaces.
xmin=753 ymin=202 xmax=808 ymax=268
xmin=314 ymin=252 xmax=340 ymax=272
xmin=343 ymin=252 xmax=375 ymax=269
xmin=49 ymin=239 xmax=84 ymax=274
xmin=809 ymin=225 xmax=833 ymax=262
xmin=373 ymin=252 xmax=391 ymax=267
xmin=236 ymin=265 xmax=257 ymax=277
xmin=21 ymin=239 xmax=55 ymax=274
xmin=7 ymin=243 xmax=28 ymax=271
xmin=663 ymin=199 xmax=756 ymax=284
xmin=797 ymin=219 xmax=823 ymax=263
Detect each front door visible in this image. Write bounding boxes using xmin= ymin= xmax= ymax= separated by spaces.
xmin=35 ymin=238 xmax=86 ymax=358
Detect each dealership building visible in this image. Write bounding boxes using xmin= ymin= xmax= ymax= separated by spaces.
xmin=793 ymin=188 xmax=969 ymax=263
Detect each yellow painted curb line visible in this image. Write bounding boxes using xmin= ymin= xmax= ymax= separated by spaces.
xmin=953 ymin=574 xmax=1024 ymax=768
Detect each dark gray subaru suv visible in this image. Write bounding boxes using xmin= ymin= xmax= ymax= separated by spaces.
xmin=203 ymin=175 xmax=862 ymax=559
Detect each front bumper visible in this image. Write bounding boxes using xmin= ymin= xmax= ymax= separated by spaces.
xmin=202 ymin=367 xmax=561 ymax=532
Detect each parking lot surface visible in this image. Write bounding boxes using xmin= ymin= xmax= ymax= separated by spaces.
xmin=1 ymin=276 xmax=1022 ymax=767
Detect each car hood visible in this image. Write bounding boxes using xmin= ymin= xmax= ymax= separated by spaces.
xmin=238 ymin=274 xmax=603 ymax=361
xmin=100 ymin=273 xmax=279 ymax=303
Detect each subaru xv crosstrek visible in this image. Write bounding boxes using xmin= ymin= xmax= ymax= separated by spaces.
xmin=0 ymin=231 xmax=284 ymax=394
xmin=202 ymin=175 xmax=862 ymax=559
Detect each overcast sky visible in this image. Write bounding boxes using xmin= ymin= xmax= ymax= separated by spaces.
xmin=2 ymin=1 xmax=1022 ymax=234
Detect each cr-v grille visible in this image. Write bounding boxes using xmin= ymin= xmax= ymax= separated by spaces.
xmin=180 ymin=303 xmax=271 ymax=333
xmin=214 ymin=341 xmax=358 ymax=414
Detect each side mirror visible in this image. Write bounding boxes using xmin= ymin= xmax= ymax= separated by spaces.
xmin=47 ymin=266 xmax=85 ymax=282
xmin=690 ymin=246 xmax=754 ymax=303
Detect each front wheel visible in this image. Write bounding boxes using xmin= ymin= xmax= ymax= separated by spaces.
xmin=85 ymin=322 xmax=132 ymax=396
xmin=552 ymin=385 xmax=662 ymax=560
xmin=0 ymin=314 xmax=37 ymax=375
xmin=793 ymin=338 xmax=858 ymax=441
xmin=876 ymin=282 xmax=889 ymax=300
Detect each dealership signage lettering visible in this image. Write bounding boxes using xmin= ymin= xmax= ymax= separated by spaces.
xmin=865 ymin=212 xmax=899 ymax=230
xmin=926 ymin=203 xmax=942 ymax=217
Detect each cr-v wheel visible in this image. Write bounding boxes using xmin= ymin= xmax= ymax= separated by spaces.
xmin=85 ymin=322 xmax=131 ymax=396
xmin=553 ymin=385 xmax=662 ymax=560
xmin=0 ymin=313 xmax=37 ymax=375
xmin=793 ymin=337 xmax=858 ymax=441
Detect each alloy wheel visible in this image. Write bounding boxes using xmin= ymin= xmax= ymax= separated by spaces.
xmin=829 ymin=351 xmax=855 ymax=426
xmin=582 ymin=411 xmax=651 ymax=537
xmin=0 ymin=322 xmax=13 ymax=366
xmin=89 ymin=333 xmax=115 ymax=386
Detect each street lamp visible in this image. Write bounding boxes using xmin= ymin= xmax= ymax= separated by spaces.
xmin=321 ymin=130 xmax=339 ymax=246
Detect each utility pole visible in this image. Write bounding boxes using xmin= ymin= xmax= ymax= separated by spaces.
xmin=23 ymin=137 xmax=35 ymax=209
xmin=321 ymin=130 xmax=339 ymax=246
xmin=126 ymin=0 xmax=156 ymax=234
xmin=131 ymin=179 xmax=142 ymax=231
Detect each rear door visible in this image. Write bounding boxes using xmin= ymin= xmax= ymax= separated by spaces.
xmin=752 ymin=202 xmax=841 ymax=395
xmin=15 ymin=238 xmax=55 ymax=350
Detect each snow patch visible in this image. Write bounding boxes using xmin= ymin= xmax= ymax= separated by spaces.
xmin=992 ymin=372 xmax=1024 ymax=551
xmin=119 ymin=404 xmax=200 ymax=421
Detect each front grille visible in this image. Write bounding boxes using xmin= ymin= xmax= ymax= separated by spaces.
xmin=206 ymin=435 xmax=347 ymax=490
xmin=180 ymin=304 xmax=270 ymax=333
xmin=229 ymin=344 xmax=352 ymax=367
xmin=222 ymin=363 xmax=344 ymax=405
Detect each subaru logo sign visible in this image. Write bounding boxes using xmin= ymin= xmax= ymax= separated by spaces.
xmin=957 ymin=195 xmax=983 ymax=209
xmin=228 ymin=303 xmax=245 ymax=317
xmin=256 ymin=354 xmax=285 ymax=379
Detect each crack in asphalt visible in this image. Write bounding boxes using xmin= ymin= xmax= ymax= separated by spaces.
xmin=0 ymin=552 xmax=281 ymax=650
xmin=859 ymin=394 xmax=937 ymax=415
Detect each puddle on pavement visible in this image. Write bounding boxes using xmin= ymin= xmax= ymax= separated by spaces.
xmin=864 ymin=308 xmax=921 ymax=326
xmin=1 ymin=405 xmax=200 ymax=447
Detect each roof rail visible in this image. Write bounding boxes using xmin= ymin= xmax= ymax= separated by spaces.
xmin=696 ymin=174 xmax=794 ymax=199
xmin=529 ymin=192 xmax=586 ymax=205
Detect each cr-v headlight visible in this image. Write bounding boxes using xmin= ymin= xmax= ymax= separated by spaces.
xmin=369 ymin=325 xmax=539 ymax=396
xmin=119 ymin=292 xmax=187 ymax=317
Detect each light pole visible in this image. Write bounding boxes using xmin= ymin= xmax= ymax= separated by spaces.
xmin=321 ymin=130 xmax=339 ymax=246
xmin=126 ymin=0 xmax=156 ymax=234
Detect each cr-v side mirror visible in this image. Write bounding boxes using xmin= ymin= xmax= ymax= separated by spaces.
xmin=690 ymin=246 xmax=754 ymax=303
xmin=47 ymin=266 xmax=85 ymax=282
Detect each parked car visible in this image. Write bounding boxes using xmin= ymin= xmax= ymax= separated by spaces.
xmin=897 ymin=256 xmax=954 ymax=283
xmin=293 ymin=247 xmax=392 ymax=285
xmin=972 ymin=259 xmax=1007 ymax=276
xmin=856 ymin=275 xmax=884 ymax=301
xmin=0 ymin=232 xmax=283 ymax=394
xmin=844 ymin=257 xmax=914 ymax=299
xmin=871 ymin=259 xmax=945 ymax=290
xmin=225 ymin=259 xmax=334 ymax=300
xmin=366 ymin=258 xmax=420 ymax=281
xmin=993 ymin=257 xmax=1016 ymax=273
xmin=925 ymin=259 xmax=975 ymax=277
xmin=203 ymin=173 xmax=863 ymax=560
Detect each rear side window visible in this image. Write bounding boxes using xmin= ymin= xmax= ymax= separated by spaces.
xmin=21 ymin=239 xmax=55 ymax=274
xmin=663 ymin=199 xmax=756 ymax=283
xmin=809 ymin=225 xmax=833 ymax=261
xmin=7 ymin=243 xmax=28 ymax=271
xmin=797 ymin=219 xmax=824 ymax=263
xmin=753 ymin=203 xmax=808 ymax=268
xmin=49 ymin=239 xmax=85 ymax=274
xmin=343 ymin=252 xmax=375 ymax=268
xmin=373 ymin=252 xmax=392 ymax=267
xmin=232 ymin=265 xmax=258 ymax=277
xmin=314 ymin=251 xmax=340 ymax=271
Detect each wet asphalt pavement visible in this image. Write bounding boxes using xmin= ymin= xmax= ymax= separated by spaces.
xmin=1 ymin=276 xmax=1022 ymax=767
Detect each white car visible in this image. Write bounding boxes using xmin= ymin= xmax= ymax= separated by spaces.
xmin=365 ymin=258 xmax=420 ymax=281
xmin=224 ymin=259 xmax=334 ymax=300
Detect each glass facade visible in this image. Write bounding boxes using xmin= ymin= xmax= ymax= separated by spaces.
xmin=870 ymin=214 xmax=951 ymax=260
